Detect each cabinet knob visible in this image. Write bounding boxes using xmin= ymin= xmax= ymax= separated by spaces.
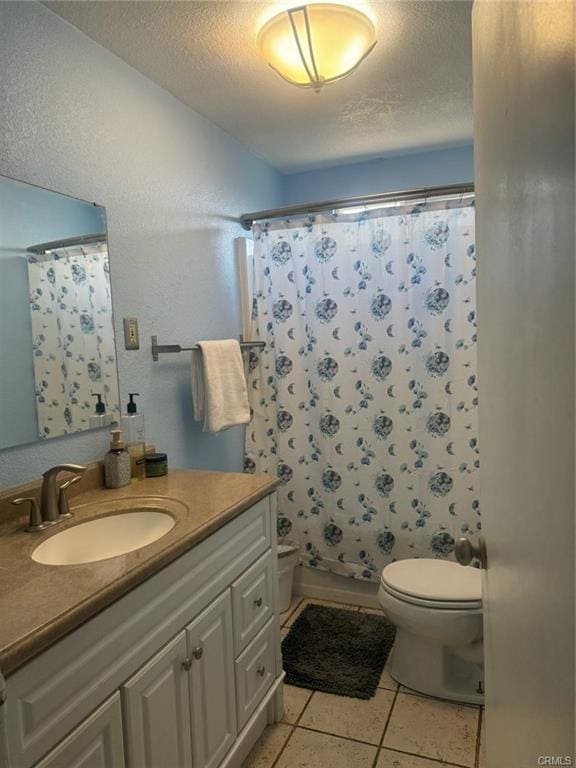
xmin=192 ymin=646 xmax=204 ymax=660
xmin=182 ymin=657 xmax=193 ymax=671
xmin=257 ymin=664 xmax=266 ymax=677
xmin=253 ymin=597 xmax=263 ymax=608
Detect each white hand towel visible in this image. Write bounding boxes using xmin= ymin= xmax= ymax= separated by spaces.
xmin=191 ymin=340 xmax=250 ymax=433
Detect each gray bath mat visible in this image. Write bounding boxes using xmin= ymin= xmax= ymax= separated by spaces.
xmin=281 ymin=603 xmax=396 ymax=700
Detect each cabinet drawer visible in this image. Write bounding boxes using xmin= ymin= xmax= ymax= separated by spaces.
xmin=234 ymin=619 xmax=276 ymax=731
xmin=231 ymin=551 xmax=274 ymax=655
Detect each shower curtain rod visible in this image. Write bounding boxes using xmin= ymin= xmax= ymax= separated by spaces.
xmin=239 ymin=182 xmax=474 ymax=231
xmin=27 ymin=232 xmax=107 ymax=255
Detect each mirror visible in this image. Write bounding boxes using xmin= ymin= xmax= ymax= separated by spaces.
xmin=0 ymin=175 xmax=120 ymax=450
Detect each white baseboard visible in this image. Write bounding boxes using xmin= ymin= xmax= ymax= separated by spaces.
xmin=293 ymin=565 xmax=380 ymax=609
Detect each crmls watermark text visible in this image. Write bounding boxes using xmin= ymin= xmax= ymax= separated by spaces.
xmin=537 ymin=758 xmax=573 ymax=766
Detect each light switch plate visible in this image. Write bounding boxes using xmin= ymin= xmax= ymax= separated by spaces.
xmin=123 ymin=317 xmax=140 ymax=350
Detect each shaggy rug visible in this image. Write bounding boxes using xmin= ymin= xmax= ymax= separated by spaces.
xmin=281 ymin=603 xmax=396 ymax=700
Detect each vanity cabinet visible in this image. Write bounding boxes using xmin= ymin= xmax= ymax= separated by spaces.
xmin=4 ymin=493 xmax=283 ymax=768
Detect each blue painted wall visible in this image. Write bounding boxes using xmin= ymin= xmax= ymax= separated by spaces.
xmin=0 ymin=1 xmax=282 ymax=488
xmin=0 ymin=180 xmax=104 ymax=249
xmin=282 ymin=145 xmax=474 ymax=204
xmin=0 ymin=3 xmax=473 ymax=490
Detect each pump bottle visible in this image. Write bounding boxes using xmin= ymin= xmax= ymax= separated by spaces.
xmin=104 ymin=430 xmax=131 ymax=489
xmin=121 ymin=393 xmax=146 ymax=478
xmin=89 ymin=394 xmax=110 ymax=428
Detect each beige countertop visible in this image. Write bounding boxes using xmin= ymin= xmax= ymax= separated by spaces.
xmin=0 ymin=468 xmax=278 ymax=676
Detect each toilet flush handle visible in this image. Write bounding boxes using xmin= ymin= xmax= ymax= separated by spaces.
xmin=455 ymin=536 xmax=487 ymax=569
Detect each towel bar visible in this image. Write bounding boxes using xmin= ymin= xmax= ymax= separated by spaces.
xmin=151 ymin=335 xmax=265 ymax=362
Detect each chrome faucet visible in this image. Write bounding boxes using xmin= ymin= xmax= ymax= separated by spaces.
xmin=12 ymin=463 xmax=87 ymax=532
xmin=40 ymin=464 xmax=87 ymax=523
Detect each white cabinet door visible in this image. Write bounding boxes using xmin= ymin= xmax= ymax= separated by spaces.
xmin=186 ymin=590 xmax=237 ymax=768
xmin=121 ymin=632 xmax=192 ymax=768
xmin=35 ymin=693 xmax=124 ymax=768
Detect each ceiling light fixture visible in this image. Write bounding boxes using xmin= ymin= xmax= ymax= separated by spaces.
xmin=257 ymin=3 xmax=377 ymax=93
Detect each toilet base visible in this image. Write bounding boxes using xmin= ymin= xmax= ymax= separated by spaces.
xmin=388 ymin=628 xmax=484 ymax=705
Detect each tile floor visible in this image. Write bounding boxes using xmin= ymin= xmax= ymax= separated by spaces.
xmin=243 ymin=597 xmax=486 ymax=768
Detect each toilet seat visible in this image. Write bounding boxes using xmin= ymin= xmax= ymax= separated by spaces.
xmin=381 ymin=558 xmax=482 ymax=610
xmin=381 ymin=581 xmax=482 ymax=610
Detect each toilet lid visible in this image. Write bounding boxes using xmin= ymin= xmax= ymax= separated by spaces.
xmin=381 ymin=559 xmax=482 ymax=604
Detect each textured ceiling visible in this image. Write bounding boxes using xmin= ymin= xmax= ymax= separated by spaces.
xmin=45 ymin=0 xmax=473 ymax=173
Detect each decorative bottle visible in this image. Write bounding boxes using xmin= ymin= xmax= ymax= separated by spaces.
xmin=104 ymin=429 xmax=131 ymax=489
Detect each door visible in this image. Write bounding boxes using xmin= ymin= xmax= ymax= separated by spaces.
xmin=36 ymin=694 xmax=124 ymax=768
xmin=473 ymin=2 xmax=575 ymax=766
xmin=186 ymin=590 xmax=237 ymax=768
xmin=122 ymin=632 xmax=192 ymax=768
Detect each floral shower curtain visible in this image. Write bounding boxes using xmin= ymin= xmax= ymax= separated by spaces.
xmin=245 ymin=197 xmax=479 ymax=580
xmin=28 ymin=243 xmax=119 ymax=438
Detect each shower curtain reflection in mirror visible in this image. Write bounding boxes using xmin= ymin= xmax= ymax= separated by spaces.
xmin=27 ymin=242 xmax=120 ymax=439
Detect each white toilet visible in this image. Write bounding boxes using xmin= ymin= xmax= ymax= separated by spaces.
xmin=378 ymin=558 xmax=484 ymax=705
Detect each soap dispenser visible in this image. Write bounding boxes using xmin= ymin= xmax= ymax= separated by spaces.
xmin=104 ymin=429 xmax=131 ymax=489
xmin=121 ymin=393 xmax=146 ymax=478
xmin=90 ymin=394 xmax=110 ymax=427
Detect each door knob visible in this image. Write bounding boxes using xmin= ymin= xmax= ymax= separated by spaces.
xmin=253 ymin=597 xmax=263 ymax=608
xmin=455 ymin=536 xmax=487 ymax=569
xmin=182 ymin=658 xmax=193 ymax=671
xmin=257 ymin=665 xmax=266 ymax=677
xmin=192 ymin=646 xmax=203 ymax=660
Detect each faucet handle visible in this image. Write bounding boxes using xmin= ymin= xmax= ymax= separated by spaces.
xmin=58 ymin=475 xmax=83 ymax=519
xmin=60 ymin=474 xmax=83 ymax=491
xmin=12 ymin=497 xmax=48 ymax=533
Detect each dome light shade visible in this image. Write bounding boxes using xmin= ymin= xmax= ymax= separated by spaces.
xmin=257 ymin=4 xmax=377 ymax=92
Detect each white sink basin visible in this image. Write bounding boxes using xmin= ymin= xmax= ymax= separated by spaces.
xmin=32 ymin=509 xmax=176 ymax=566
